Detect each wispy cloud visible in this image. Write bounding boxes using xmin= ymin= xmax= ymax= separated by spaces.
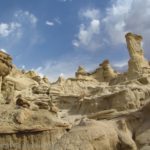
xmin=34 ymin=54 xmax=98 ymax=81
xmin=46 ymin=17 xmax=61 ymax=27
xmin=73 ymin=8 xmax=102 ymax=51
xmin=0 ymin=10 xmax=41 ymax=53
xmin=46 ymin=21 xmax=55 ymax=26
xmin=73 ymin=0 xmax=150 ymax=53
xmin=54 ymin=17 xmax=62 ymax=24
xmin=0 ymin=22 xmax=21 ymax=37
xmin=59 ymin=0 xmax=72 ymax=2
xmin=112 ymin=60 xmax=128 ymax=72
xmin=14 ymin=10 xmax=38 ymax=26
xmin=101 ymin=0 xmax=150 ymax=58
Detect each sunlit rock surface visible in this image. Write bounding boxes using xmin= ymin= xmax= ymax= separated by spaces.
xmin=0 ymin=33 xmax=150 ymax=150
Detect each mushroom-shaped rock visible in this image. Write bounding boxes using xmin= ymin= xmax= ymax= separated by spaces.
xmin=76 ymin=66 xmax=87 ymax=78
xmin=100 ymin=59 xmax=117 ymax=82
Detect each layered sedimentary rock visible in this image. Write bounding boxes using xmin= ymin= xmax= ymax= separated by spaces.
xmin=126 ymin=33 xmax=150 ymax=78
xmin=0 ymin=51 xmax=12 ymax=77
xmin=75 ymin=60 xmax=117 ymax=82
xmin=1 ymin=32 xmax=150 ymax=150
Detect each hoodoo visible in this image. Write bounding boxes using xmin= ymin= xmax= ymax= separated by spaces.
xmin=0 ymin=33 xmax=150 ymax=150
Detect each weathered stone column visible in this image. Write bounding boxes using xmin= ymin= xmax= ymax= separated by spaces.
xmin=125 ymin=33 xmax=149 ymax=78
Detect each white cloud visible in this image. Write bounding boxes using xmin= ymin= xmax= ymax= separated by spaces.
xmin=73 ymin=8 xmax=101 ymax=51
xmin=73 ymin=0 xmax=150 ymax=55
xmin=14 ymin=10 xmax=38 ymax=26
xmin=112 ymin=60 xmax=128 ymax=68
xmin=46 ymin=18 xmax=61 ymax=27
xmin=46 ymin=21 xmax=55 ymax=26
xmin=102 ymin=0 xmax=150 ymax=49
xmin=81 ymin=8 xmax=100 ymax=20
xmin=102 ymin=0 xmax=133 ymax=44
xmin=72 ymin=40 xmax=79 ymax=47
xmin=0 ymin=10 xmax=41 ymax=53
xmin=0 ymin=10 xmax=38 ymax=40
xmin=54 ymin=17 xmax=62 ymax=24
xmin=0 ymin=22 xmax=21 ymax=37
xmin=112 ymin=60 xmax=128 ymax=72
xmin=34 ymin=55 xmax=98 ymax=81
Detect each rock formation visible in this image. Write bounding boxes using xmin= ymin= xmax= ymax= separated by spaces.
xmin=0 ymin=51 xmax=12 ymax=77
xmin=126 ymin=33 xmax=150 ymax=78
xmin=75 ymin=59 xmax=117 ymax=82
xmin=0 ymin=32 xmax=150 ymax=150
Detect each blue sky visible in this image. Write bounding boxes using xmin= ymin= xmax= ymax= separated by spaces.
xmin=0 ymin=0 xmax=150 ymax=80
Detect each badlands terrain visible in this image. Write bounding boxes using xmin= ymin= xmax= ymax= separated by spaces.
xmin=0 ymin=32 xmax=150 ymax=150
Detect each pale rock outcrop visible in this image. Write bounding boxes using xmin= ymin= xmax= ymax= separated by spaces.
xmin=75 ymin=60 xmax=117 ymax=82
xmin=75 ymin=66 xmax=87 ymax=78
xmin=25 ymin=70 xmax=38 ymax=78
xmin=126 ymin=33 xmax=150 ymax=79
xmin=100 ymin=59 xmax=118 ymax=81
xmin=54 ymin=119 xmax=137 ymax=150
xmin=1 ymin=33 xmax=150 ymax=150
xmin=0 ymin=51 xmax=12 ymax=77
xmin=91 ymin=59 xmax=118 ymax=82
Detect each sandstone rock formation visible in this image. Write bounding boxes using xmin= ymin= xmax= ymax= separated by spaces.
xmin=0 ymin=32 xmax=150 ymax=150
xmin=126 ymin=33 xmax=150 ymax=79
xmin=0 ymin=51 xmax=12 ymax=77
xmin=75 ymin=60 xmax=118 ymax=82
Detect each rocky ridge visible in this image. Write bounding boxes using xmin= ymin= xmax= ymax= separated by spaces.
xmin=0 ymin=32 xmax=150 ymax=150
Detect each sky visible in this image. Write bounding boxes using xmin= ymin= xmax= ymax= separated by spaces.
xmin=0 ymin=0 xmax=150 ymax=81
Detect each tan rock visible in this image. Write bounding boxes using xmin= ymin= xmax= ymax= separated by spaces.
xmin=43 ymin=76 xmax=50 ymax=84
xmin=99 ymin=59 xmax=118 ymax=81
xmin=1 ymin=33 xmax=150 ymax=150
xmin=0 ymin=50 xmax=12 ymax=77
xmin=75 ymin=66 xmax=87 ymax=78
xmin=75 ymin=60 xmax=117 ymax=82
xmin=34 ymin=101 xmax=50 ymax=110
xmin=126 ymin=33 xmax=150 ymax=78
xmin=25 ymin=70 xmax=37 ymax=78
xmin=54 ymin=119 xmax=137 ymax=150
xmin=16 ymin=95 xmax=30 ymax=108
xmin=15 ymin=108 xmax=32 ymax=124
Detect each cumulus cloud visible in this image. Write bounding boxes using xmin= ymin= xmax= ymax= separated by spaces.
xmin=73 ymin=0 xmax=150 ymax=55
xmin=102 ymin=0 xmax=132 ymax=44
xmin=102 ymin=0 xmax=150 ymax=48
xmin=73 ymin=8 xmax=101 ymax=51
xmin=99 ymin=0 xmax=150 ymax=60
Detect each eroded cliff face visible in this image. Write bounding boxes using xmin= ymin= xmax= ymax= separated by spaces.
xmin=0 ymin=33 xmax=150 ymax=150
